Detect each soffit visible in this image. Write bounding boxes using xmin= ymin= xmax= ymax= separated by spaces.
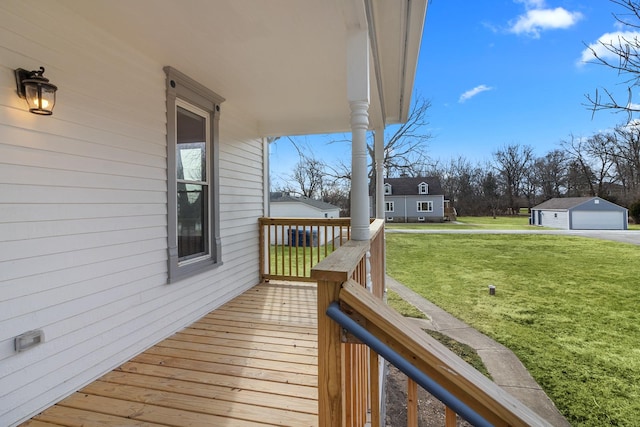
xmin=58 ymin=0 xmax=427 ymax=137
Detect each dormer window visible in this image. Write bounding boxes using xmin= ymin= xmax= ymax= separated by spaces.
xmin=384 ymin=183 xmax=392 ymax=195
xmin=418 ymin=182 xmax=428 ymax=194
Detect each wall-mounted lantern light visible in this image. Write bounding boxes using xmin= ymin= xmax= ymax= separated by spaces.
xmin=14 ymin=67 xmax=58 ymax=115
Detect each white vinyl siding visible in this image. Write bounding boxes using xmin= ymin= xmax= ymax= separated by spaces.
xmin=0 ymin=4 xmax=263 ymax=425
xmin=271 ymin=203 xmax=339 ymax=218
xmin=539 ymin=210 xmax=569 ymax=229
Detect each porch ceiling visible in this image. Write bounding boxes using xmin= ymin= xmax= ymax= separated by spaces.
xmin=57 ymin=0 xmax=427 ymax=137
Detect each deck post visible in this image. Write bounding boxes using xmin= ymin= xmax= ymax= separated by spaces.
xmin=317 ymin=278 xmax=344 ymax=426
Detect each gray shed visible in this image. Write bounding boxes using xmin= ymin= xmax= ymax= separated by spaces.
xmin=531 ymin=197 xmax=628 ymax=230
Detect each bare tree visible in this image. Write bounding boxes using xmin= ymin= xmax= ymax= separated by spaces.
xmin=492 ymin=144 xmax=534 ymax=214
xmin=330 ymin=96 xmax=433 ymax=184
xmin=321 ymin=183 xmax=351 ymax=217
xmin=585 ymin=0 xmax=640 ymax=117
xmin=426 ymin=156 xmax=505 ymax=216
xmin=283 ymin=137 xmax=327 ymax=199
xmin=533 ymin=149 xmax=568 ymax=201
xmin=612 ymin=123 xmax=640 ymax=203
xmin=291 ymin=157 xmax=326 ymax=199
xmin=369 ymin=96 xmax=433 ymax=179
xmin=562 ymin=133 xmax=618 ymax=197
xmin=481 ymin=170 xmax=501 ymax=218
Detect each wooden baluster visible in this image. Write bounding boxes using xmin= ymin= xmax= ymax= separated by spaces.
xmin=407 ymin=378 xmax=418 ymax=427
xmin=345 ymin=343 xmax=354 ymax=426
xmin=445 ymin=406 xmax=457 ymax=427
xmin=317 ymin=278 xmax=344 ymax=427
xmin=369 ymin=349 xmax=380 ymax=427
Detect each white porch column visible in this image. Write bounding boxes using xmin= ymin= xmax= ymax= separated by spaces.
xmin=374 ymin=127 xmax=385 ymax=219
xmin=348 ymin=29 xmax=370 ymax=241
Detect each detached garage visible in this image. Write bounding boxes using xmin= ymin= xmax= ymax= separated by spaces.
xmin=531 ymin=197 xmax=628 ymax=230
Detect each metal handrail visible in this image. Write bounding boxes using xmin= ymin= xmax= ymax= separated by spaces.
xmin=325 ymin=302 xmax=493 ymax=427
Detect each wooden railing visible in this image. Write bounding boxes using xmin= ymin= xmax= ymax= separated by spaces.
xmin=311 ymin=219 xmax=551 ymax=427
xmin=259 ymin=217 xmax=351 ymax=282
xmin=311 ymin=220 xmax=384 ymax=426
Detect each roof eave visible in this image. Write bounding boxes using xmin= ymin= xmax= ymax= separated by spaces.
xmin=368 ymin=0 xmax=428 ymax=126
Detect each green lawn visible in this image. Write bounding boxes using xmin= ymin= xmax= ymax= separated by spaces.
xmin=385 ymin=233 xmax=640 ymax=426
xmin=386 ymin=215 xmax=536 ymax=230
xmin=387 ymin=215 xmax=640 ymax=230
xmin=386 ymin=289 xmax=492 ymax=379
xmin=268 ymin=244 xmax=334 ymax=277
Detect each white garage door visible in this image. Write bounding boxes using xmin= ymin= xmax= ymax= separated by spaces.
xmin=571 ymin=211 xmax=624 ymax=230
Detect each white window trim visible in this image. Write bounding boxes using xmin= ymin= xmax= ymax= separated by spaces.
xmin=176 ymin=100 xmax=211 ymax=267
xmin=384 ymin=183 xmax=392 ymax=195
xmin=418 ymin=182 xmax=429 ymax=194
xmin=417 ymin=200 xmax=433 ymax=212
xmin=385 ymin=201 xmax=394 ymax=212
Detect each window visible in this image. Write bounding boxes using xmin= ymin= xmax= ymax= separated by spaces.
xmin=385 ymin=201 xmax=394 ymax=212
xmin=417 ymin=201 xmax=433 ymax=212
xmin=418 ymin=182 xmax=428 ymax=194
xmin=165 ymin=67 xmax=225 ymax=282
xmin=384 ymin=183 xmax=392 ymax=195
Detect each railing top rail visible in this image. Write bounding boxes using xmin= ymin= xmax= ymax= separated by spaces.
xmin=369 ymin=218 xmax=384 ymax=239
xmin=311 ymin=240 xmax=368 ymax=283
xmin=339 ymin=279 xmax=552 ymax=427
xmin=259 ymin=217 xmax=351 ymax=226
xmin=310 ymin=218 xmax=383 ymax=283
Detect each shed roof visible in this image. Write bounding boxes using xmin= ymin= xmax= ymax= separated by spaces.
xmin=385 ymin=176 xmax=444 ymax=196
xmin=270 ymin=192 xmax=339 ymax=211
xmin=532 ymin=197 xmax=625 ymax=211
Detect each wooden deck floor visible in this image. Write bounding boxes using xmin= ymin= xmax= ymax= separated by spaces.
xmin=22 ymin=281 xmax=319 ymax=427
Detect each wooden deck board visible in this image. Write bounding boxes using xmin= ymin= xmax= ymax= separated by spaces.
xmin=23 ymin=281 xmax=319 ymax=427
xmin=170 ymin=330 xmax=318 ymax=356
xmin=194 ymin=316 xmax=317 ymax=336
xmin=155 ymin=337 xmax=318 ymax=365
xmin=178 ymin=327 xmax=317 ymax=349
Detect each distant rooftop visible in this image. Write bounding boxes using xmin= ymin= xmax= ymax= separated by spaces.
xmin=532 ymin=197 xmax=625 ymax=210
xmin=270 ymin=192 xmax=339 ymax=211
xmin=384 ymin=176 xmax=444 ymax=195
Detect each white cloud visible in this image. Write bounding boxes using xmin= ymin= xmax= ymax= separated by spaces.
xmin=459 ymin=85 xmax=494 ymax=103
xmin=508 ymin=1 xmax=583 ymax=38
xmin=510 ymin=7 xmax=583 ymax=37
xmin=578 ymin=31 xmax=640 ymax=65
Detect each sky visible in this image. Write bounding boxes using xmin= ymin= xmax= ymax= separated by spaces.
xmin=270 ymin=0 xmax=639 ymax=187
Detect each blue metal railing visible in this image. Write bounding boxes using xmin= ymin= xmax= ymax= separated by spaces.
xmin=326 ymin=302 xmax=493 ymax=427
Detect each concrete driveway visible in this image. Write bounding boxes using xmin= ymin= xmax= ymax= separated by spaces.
xmin=385 ymin=228 xmax=640 ymax=245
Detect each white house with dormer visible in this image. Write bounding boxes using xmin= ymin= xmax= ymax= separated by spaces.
xmin=383 ymin=176 xmax=446 ymax=222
